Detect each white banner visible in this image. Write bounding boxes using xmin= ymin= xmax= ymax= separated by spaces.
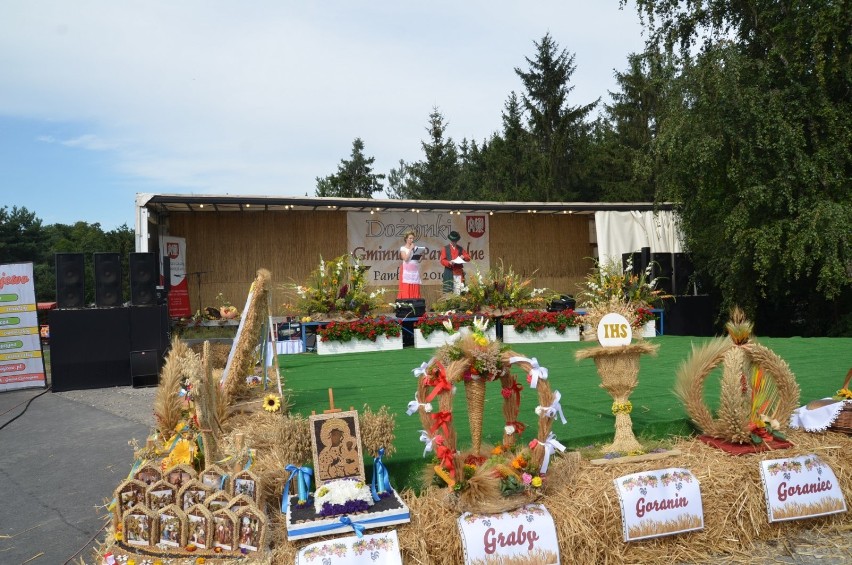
xmin=347 ymin=211 xmax=490 ymax=286
xmin=457 ymin=504 xmax=559 ymax=564
xmin=296 ymin=530 xmax=402 ymax=565
xmin=759 ymin=454 xmax=846 ymax=522
xmin=614 ymin=467 xmax=704 ymax=542
xmin=0 ymin=262 xmax=47 ymax=391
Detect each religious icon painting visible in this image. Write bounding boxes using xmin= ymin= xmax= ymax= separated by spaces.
xmin=123 ymin=506 xmax=156 ymax=548
xmin=186 ymin=504 xmax=214 ymax=549
xmin=200 ymin=465 xmax=229 ymax=491
xmin=115 ymin=479 xmax=148 ymax=521
xmin=146 ymin=480 xmax=177 ymax=512
xmin=164 ymin=464 xmax=196 ymax=490
xmin=205 ymin=491 xmax=231 ymax=513
xmin=230 ymin=469 xmax=260 ymax=504
xmin=211 ymin=508 xmax=239 ymax=551
xmin=134 ymin=463 xmax=162 ymax=486
xmin=178 ymin=480 xmax=212 ymax=511
xmin=156 ymin=504 xmax=186 ymax=549
xmin=228 ymin=494 xmax=255 ymax=513
xmin=236 ymin=505 xmax=267 ymax=553
xmin=309 ymin=410 xmax=365 ymax=486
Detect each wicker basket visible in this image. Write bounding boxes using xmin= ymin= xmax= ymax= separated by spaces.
xmin=829 ymin=369 xmax=852 ymax=434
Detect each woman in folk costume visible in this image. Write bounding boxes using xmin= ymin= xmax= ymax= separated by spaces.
xmin=398 ymin=230 xmax=422 ymax=299
xmin=439 ymin=230 xmax=471 ymax=294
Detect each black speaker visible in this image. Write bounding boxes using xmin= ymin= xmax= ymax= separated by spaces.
xmin=621 ymin=252 xmax=642 ymax=277
xmin=94 ymin=252 xmax=123 ymax=307
xmin=129 ymin=252 xmax=157 ymax=306
xmin=130 ymin=304 xmax=169 ymax=386
xmin=50 ymin=308 xmax=131 ymax=391
xmin=547 ymin=295 xmax=576 ymax=312
xmin=651 ymin=252 xmax=674 ymax=296
xmin=395 ymin=298 xmax=426 ymax=318
xmin=673 ymin=253 xmax=696 ymax=296
xmin=55 ymin=253 xmax=85 ymax=308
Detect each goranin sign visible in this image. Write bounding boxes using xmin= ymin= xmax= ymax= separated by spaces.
xmin=614 ymin=467 xmax=704 ymax=542
xmin=457 ymin=504 xmax=559 ymax=564
xmin=759 ymin=454 xmax=846 ymax=522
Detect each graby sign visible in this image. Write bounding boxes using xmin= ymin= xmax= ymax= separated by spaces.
xmin=759 ymin=454 xmax=846 ymax=522
xmin=295 ymin=529 xmax=402 ymax=565
xmin=160 ymin=235 xmax=191 ymax=318
xmin=0 ymin=262 xmax=47 ymax=392
xmin=457 ymin=504 xmax=559 ymax=564
xmin=347 ymin=212 xmax=489 ymax=286
xmin=614 ymin=467 xmax=704 ymax=542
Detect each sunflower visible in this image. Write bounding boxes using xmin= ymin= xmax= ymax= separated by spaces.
xmin=263 ymin=394 xmax=281 ymax=413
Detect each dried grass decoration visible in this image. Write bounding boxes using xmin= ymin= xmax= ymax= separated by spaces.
xmin=410 ymin=317 xmax=574 ymax=514
xmin=674 ymin=307 xmax=800 ymax=448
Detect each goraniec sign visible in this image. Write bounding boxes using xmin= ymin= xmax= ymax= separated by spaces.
xmin=347 ymin=211 xmax=490 ymax=286
xmin=614 ymin=467 xmax=704 ymax=542
xmin=457 ymin=504 xmax=559 ymax=564
xmin=759 ymin=454 xmax=846 ymax=522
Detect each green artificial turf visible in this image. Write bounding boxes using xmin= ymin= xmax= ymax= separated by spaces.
xmin=278 ymin=336 xmax=851 ymax=491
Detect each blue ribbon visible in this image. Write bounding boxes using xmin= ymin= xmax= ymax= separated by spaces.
xmin=340 ymin=516 xmax=365 ymax=538
xmin=282 ymin=464 xmax=314 ymax=513
xmin=370 ymin=447 xmax=391 ymax=502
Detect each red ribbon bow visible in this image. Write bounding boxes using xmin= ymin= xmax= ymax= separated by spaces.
xmin=424 ymin=362 xmax=452 ymax=402
xmin=436 ymin=443 xmax=457 ymax=477
xmin=430 ymin=411 xmax=453 ymax=438
xmin=501 ymin=379 xmax=523 ymax=408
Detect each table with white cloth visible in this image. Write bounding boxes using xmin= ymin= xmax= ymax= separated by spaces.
xmin=265 ymin=340 xmax=305 ymax=366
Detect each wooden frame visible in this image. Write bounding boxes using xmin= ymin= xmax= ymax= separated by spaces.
xmin=178 ymin=480 xmax=212 ymax=510
xmin=309 ymin=409 xmax=365 ymax=486
xmin=200 ymin=464 xmax=229 ymax=491
xmin=134 ymin=463 xmax=162 ymax=486
xmin=212 ymin=508 xmax=238 ymax=551
xmin=164 ymin=464 xmax=197 ymax=490
xmin=156 ymin=504 xmax=187 ymax=549
xmin=236 ymin=505 xmax=268 ymax=552
xmin=186 ymin=504 xmax=214 ymax=549
xmin=230 ymin=469 xmax=261 ymax=505
xmin=115 ymin=479 xmax=147 ymax=520
xmin=146 ymin=479 xmax=177 ymax=512
xmin=123 ymin=506 xmax=156 ymax=547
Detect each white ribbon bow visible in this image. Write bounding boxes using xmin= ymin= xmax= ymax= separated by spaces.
xmin=412 ymin=360 xmax=431 ymax=378
xmin=508 ymin=356 xmax=548 ymax=388
xmin=539 ymin=432 xmax=566 ymax=473
xmin=419 ymin=430 xmax=434 ymax=458
xmin=544 ymin=390 xmax=567 ymax=424
xmin=406 ymin=394 xmax=433 ymax=416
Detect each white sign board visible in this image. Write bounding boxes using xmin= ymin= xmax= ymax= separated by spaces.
xmin=597 ymin=313 xmax=632 ymax=347
xmin=759 ymin=454 xmax=847 ymax=522
xmin=0 ymin=262 xmax=47 ymax=391
xmin=296 ymin=530 xmax=402 ymax=565
xmin=347 ymin=211 xmax=490 ymax=286
xmin=458 ymin=504 xmax=559 ymax=564
xmin=614 ymin=468 xmax=704 ymax=542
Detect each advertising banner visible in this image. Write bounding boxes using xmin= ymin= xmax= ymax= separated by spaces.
xmin=296 ymin=530 xmax=402 ymax=565
xmin=759 ymin=454 xmax=846 ymax=522
xmin=0 ymin=262 xmax=47 ymax=391
xmin=161 ymin=236 xmax=191 ymax=318
xmin=457 ymin=504 xmax=559 ymax=564
xmin=347 ymin=211 xmax=490 ymax=286
xmin=614 ymin=467 xmax=704 ymax=542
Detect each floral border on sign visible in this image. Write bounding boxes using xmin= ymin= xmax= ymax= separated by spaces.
xmin=621 ymin=474 xmax=660 ymax=491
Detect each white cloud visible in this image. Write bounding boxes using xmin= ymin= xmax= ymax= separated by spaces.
xmin=0 ymin=1 xmax=646 ymax=198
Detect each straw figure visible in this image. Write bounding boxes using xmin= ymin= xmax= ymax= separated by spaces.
xmin=221 ymin=268 xmax=272 ymax=403
xmin=575 ymin=301 xmax=659 ymax=453
xmin=412 ymin=317 xmax=574 ymax=513
xmin=674 ymin=307 xmax=800 ymax=447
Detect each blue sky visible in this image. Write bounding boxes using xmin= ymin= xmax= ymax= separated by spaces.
xmin=0 ymin=1 xmax=646 ymax=230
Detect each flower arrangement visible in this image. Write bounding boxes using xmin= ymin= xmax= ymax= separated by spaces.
xmin=413 ymin=312 xmax=493 ymax=338
xmin=313 ymin=479 xmax=374 ymax=517
xmin=834 ymin=388 xmax=852 ymax=400
xmin=318 ymin=316 xmax=401 ymax=343
xmin=432 ymin=259 xmax=557 ymax=313
xmin=285 ymin=254 xmax=387 ymax=317
xmin=576 ymin=256 xmax=670 ymax=309
xmin=634 ymin=307 xmax=656 ymax=326
xmin=502 ymin=309 xmax=581 ymax=334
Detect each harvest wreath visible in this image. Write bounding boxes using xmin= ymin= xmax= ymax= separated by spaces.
xmin=408 ymin=317 xmax=572 ymax=513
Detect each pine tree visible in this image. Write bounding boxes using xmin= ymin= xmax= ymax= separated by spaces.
xmin=315 ymin=138 xmax=385 ymax=198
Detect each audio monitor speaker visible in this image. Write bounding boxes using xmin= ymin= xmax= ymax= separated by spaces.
xmin=651 ymin=252 xmax=674 ymax=296
xmin=129 ymin=252 xmax=157 ymax=306
xmin=94 ymin=252 xmax=123 ymax=307
xmin=55 ymin=253 xmax=86 ymax=308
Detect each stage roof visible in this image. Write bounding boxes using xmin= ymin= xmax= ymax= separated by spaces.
xmin=137 ymin=193 xmax=674 ymax=216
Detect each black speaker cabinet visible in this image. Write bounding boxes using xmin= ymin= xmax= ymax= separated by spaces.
xmin=651 ymin=252 xmax=674 ymax=296
xmin=129 ymin=252 xmax=157 ymax=306
xmin=130 ymin=304 xmax=169 ymax=386
xmin=55 ymin=253 xmax=85 ymax=308
xmin=50 ymin=308 xmax=131 ymax=391
xmin=395 ymin=298 xmax=426 ymax=318
xmin=672 ymin=253 xmax=696 ymax=296
xmin=94 ymin=252 xmax=123 ymax=307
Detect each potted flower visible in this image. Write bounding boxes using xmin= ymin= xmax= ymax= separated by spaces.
xmin=635 ymin=307 xmax=657 ymax=338
xmin=501 ymin=309 xmax=582 ymax=343
xmin=412 ymin=312 xmax=495 ymax=349
xmin=316 ymin=316 xmax=402 ymax=355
